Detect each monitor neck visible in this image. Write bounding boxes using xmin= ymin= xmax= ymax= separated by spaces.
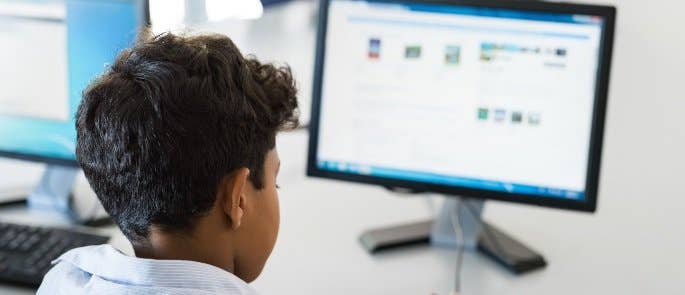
xmin=431 ymin=198 xmax=485 ymax=249
xmin=27 ymin=165 xmax=78 ymax=213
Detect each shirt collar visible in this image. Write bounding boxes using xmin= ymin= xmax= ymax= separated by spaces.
xmin=55 ymin=244 xmax=258 ymax=294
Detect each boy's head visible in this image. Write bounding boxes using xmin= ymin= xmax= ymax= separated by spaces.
xmin=75 ymin=31 xmax=298 ymax=281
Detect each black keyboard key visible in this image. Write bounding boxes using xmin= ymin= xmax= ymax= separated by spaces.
xmin=6 ymin=240 xmax=21 ymax=251
xmin=0 ymin=222 xmax=109 ymax=287
xmin=19 ymin=241 xmax=33 ymax=252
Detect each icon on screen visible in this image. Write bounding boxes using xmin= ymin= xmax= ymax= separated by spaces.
xmin=555 ymin=48 xmax=567 ymax=57
xmin=480 ymin=42 xmax=495 ymax=61
xmin=337 ymin=162 xmax=348 ymax=172
xmin=445 ymin=45 xmax=461 ymax=65
xmin=368 ymin=38 xmax=381 ymax=59
xmin=404 ymin=45 xmax=422 ymax=59
xmin=528 ymin=113 xmax=541 ymax=125
xmin=477 ymin=108 xmax=489 ymax=121
xmin=511 ymin=111 xmax=523 ymax=124
xmin=494 ymin=109 xmax=506 ymax=122
xmin=359 ymin=165 xmax=372 ymax=175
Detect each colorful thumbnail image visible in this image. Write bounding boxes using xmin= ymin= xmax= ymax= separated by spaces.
xmin=480 ymin=42 xmax=560 ymax=62
xmin=404 ymin=45 xmax=422 ymax=59
xmin=479 ymin=42 xmax=519 ymax=62
xmin=445 ymin=45 xmax=461 ymax=65
xmin=477 ymin=107 xmax=489 ymax=121
xmin=480 ymin=43 xmax=495 ymax=61
xmin=480 ymin=42 xmax=517 ymax=62
xmin=368 ymin=38 xmax=381 ymax=59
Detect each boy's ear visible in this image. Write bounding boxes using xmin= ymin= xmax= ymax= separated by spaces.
xmin=220 ymin=168 xmax=250 ymax=230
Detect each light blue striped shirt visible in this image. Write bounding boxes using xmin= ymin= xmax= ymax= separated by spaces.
xmin=37 ymin=245 xmax=258 ymax=295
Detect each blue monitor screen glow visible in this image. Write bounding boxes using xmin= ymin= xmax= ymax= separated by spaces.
xmin=0 ymin=0 xmax=145 ymax=163
xmin=310 ymin=0 xmax=613 ymax=206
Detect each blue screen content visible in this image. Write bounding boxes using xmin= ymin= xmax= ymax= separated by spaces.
xmin=0 ymin=0 xmax=142 ymax=162
xmin=316 ymin=0 xmax=606 ymax=201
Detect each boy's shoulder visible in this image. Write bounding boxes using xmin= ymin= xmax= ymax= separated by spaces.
xmin=37 ymin=257 xmax=86 ymax=295
xmin=37 ymin=245 xmax=258 ymax=295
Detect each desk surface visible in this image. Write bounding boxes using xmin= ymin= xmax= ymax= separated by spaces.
xmin=2 ymin=0 xmax=684 ymax=294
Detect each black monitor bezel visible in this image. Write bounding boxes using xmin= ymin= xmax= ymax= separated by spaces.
xmin=307 ymin=0 xmax=615 ymax=212
xmin=0 ymin=0 xmax=149 ymax=168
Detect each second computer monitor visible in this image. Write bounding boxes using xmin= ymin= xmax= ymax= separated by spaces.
xmin=307 ymin=0 xmax=615 ymax=212
xmin=0 ymin=0 xmax=147 ymax=166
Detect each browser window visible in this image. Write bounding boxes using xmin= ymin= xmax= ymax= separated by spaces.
xmin=316 ymin=0 xmax=604 ymax=200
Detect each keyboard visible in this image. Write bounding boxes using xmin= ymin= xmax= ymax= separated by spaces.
xmin=0 ymin=221 xmax=109 ymax=287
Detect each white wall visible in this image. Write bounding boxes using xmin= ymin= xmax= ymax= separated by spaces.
xmin=587 ymin=0 xmax=685 ymax=241
xmin=608 ymin=0 xmax=685 ymax=197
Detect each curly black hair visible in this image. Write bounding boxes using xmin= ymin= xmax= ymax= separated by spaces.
xmin=76 ymin=30 xmax=298 ymax=243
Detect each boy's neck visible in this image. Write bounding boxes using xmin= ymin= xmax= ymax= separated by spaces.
xmin=133 ymin=228 xmax=236 ymax=273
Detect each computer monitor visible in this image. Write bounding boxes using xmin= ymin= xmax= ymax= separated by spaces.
xmin=0 ymin=0 xmax=147 ymax=217
xmin=307 ymin=0 xmax=615 ymax=272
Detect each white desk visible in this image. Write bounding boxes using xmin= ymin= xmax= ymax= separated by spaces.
xmin=1 ymin=0 xmax=684 ymax=294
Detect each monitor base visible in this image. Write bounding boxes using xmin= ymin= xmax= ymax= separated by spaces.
xmin=1 ymin=165 xmax=111 ymax=226
xmin=359 ymin=198 xmax=546 ymax=274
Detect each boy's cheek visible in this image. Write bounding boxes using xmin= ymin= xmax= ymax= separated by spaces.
xmin=269 ymin=190 xmax=281 ymax=242
xmin=275 ymin=191 xmax=281 ymax=229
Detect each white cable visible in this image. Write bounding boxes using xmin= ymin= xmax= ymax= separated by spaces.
xmin=449 ymin=200 xmax=465 ymax=294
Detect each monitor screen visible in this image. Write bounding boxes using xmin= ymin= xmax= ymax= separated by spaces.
xmin=0 ymin=0 xmax=145 ymax=164
xmin=310 ymin=0 xmax=613 ymax=207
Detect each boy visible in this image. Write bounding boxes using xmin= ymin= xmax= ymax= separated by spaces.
xmin=37 ymin=30 xmax=298 ymax=294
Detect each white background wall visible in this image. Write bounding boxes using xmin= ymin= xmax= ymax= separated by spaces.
xmin=590 ymin=0 xmax=684 ymax=204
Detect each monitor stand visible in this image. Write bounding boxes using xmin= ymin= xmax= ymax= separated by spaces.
xmin=26 ymin=165 xmax=78 ymax=213
xmin=3 ymin=165 xmax=111 ymax=226
xmin=359 ymin=197 xmax=547 ymax=274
